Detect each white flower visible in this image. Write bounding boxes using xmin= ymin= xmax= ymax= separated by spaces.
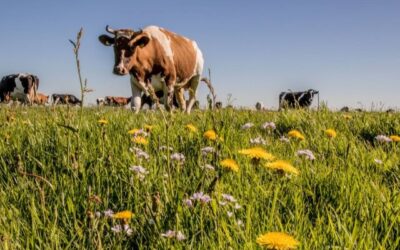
xmin=236 ymin=220 xmax=244 ymax=227
xmin=201 ymin=146 xmax=215 ymax=155
xmin=159 ymin=145 xmax=174 ymax=151
xmin=123 ymin=224 xmax=133 ymax=236
xmin=111 ymin=225 xmax=122 ymax=233
xmin=184 ymin=199 xmax=193 ymax=207
xmin=171 ymin=153 xmax=185 ymax=163
xmin=95 ymin=211 xmax=101 ymax=218
xmin=279 ymin=136 xmax=290 ymax=143
xmin=261 ymin=121 xmax=276 ymax=130
xmin=201 ymin=164 xmax=215 ymax=171
xmin=227 ymin=211 xmax=234 ymax=217
xmin=250 ymin=136 xmax=266 ymax=145
xmin=190 ymin=192 xmax=212 ymax=204
xmin=129 ymin=165 xmax=149 ymax=175
xmin=375 ymin=135 xmax=392 ymax=143
xmin=234 ymin=203 xmax=242 ymax=210
xmin=176 ymin=231 xmax=186 ymax=241
xmin=130 ymin=147 xmax=150 ymax=160
xmin=219 ymin=201 xmax=227 ymax=206
xmin=374 ymin=158 xmax=383 ymax=165
xmin=104 ymin=209 xmax=114 ymax=217
xmin=241 ymin=122 xmax=254 ymax=130
xmin=296 ymin=149 xmax=316 ymax=160
xmin=161 ymin=230 xmax=176 ymax=238
xmin=222 ymin=194 xmax=237 ymax=203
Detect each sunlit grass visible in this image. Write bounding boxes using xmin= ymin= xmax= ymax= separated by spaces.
xmin=0 ymin=106 xmax=399 ymax=249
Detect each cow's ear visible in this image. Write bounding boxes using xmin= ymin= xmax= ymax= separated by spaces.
xmin=99 ymin=35 xmax=114 ymax=46
xmin=130 ymin=34 xmax=150 ymax=48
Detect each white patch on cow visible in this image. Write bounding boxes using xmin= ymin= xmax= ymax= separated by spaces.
xmin=192 ymin=41 xmax=204 ymax=76
xmin=11 ymin=74 xmax=27 ymax=100
xmin=297 ymin=92 xmax=306 ymax=102
xmin=130 ymin=76 xmax=142 ymax=113
xmin=143 ymin=26 xmax=174 ymax=62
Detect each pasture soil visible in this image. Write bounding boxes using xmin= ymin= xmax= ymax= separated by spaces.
xmin=0 ymin=106 xmax=399 ymax=249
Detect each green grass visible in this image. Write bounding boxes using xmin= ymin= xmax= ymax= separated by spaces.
xmin=0 ymin=106 xmax=399 ymax=249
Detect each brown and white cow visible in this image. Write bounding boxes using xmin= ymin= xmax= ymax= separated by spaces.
xmin=104 ymin=96 xmax=131 ymax=106
xmin=0 ymin=73 xmax=39 ymax=104
xmin=34 ymin=92 xmax=49 ymax=105
xmin=99 ymin=25 xmax=204 ymax=114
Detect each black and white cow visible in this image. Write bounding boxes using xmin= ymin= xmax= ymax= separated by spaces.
xmin=52 ymin=94 xmax=81 ymax=105
xmin=279 ymin=89 xmax=319 ymax=109
xmin=0 ymin=73 xmax=39 ymax=104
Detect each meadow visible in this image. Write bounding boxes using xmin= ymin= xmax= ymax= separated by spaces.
xmin=0 ymin=106 xmax=399 ymax=249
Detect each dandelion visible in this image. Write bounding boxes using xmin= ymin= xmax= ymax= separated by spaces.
xmin=389 ymin=135 xmax=400 ymax=142
xmin=186 ymin=123 xmax=198 ymax=133
xmin=238 ymin=147 xmax=275 ymax=161
xmin=288 ymin=130 xmax=305 ymax=140
xmin=250 ymin=136 xmax=267 ymax=145
xmin=220 ymin=159 xmax=239 ymax=172
xmin=98 ymin=119 xmax=108 ymax=125
xmin=128 ymin=128 xmax=141 ymax=135
xmin=113 ymin=210 xmax=133 ymax=220
xmin=132 ymin=136 xmax=148 ymax=145
xmin=201 ymin=146 xmax=215 ymax=155
xmin=256 ymin=232 xmax=299 ymax=249
xmin=375 ymin=135 xmax=392 ymax=143
xmin=171 ymin=153 xmax=185 ymax=163
xmin=296 ymin=149 xmax=315 ymax=161
xmin=265 ymin=160 xmax=299 ymax=176
xmin=203 ymin=130 xmax=217 ymax=141
xmin=222 ymin=194 xmax=237 ymax=203
xmin=261 ymin=121 xmax=276 ymax=130
xmin=241 ymin=122 xmax=254 ymax=130
xmin=325 ymin=128 xmax=337 ymax=138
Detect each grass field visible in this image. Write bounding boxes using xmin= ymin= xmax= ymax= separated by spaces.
xmin=0 ymin=106 xmax=399 ymax=249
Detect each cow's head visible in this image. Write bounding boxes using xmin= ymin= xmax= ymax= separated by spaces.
xmin=307 ymin=89 xmax=319 ymax=96
xmin=99 ymin=26 xmax=150 ymax=75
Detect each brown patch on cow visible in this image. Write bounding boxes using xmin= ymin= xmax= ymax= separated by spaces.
xmin=160 ymin=29 xmax=197 ymax=86
xmin=105 ymin=96 xmax=131 ymax=106
xmin=34 ymin=93 xmax=49 ymax=105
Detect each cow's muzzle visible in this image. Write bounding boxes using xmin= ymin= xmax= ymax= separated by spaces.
xmin=113 ymin=65 xmax=129 ymax=75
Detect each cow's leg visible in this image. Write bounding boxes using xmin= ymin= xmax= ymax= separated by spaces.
xmin=164 ymin=75 xmax=176 ymax=112
xmin=130 ymin=81 xmax=142 ymax=113
xmin=185 ymin=75 xmax=200 ymax=114
xmin=174 ymin=87 xmax=186 ymax=111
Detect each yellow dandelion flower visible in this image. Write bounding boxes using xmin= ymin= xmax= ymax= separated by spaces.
xmin=128 ymin=128 xmax=141 ymax=135
xmin=265 ymin=160 xmax=299 ymax=175
xmin=238 ymin=147 xmax=275 ymax=160
xmin=325 ymin=129 xmax=337 ymax=138
xmin=256 ymin=232 xmax=299 ymax=249
xmin=389 ymin=135 xmax=400 ymax=142
xmin=113 ymin=210 xmax=134 ymax=220
xmin=287 ymin=130 xmax=305 ymax=140
xmin=186 ymin=123 xmax=198 ymax=133
xmin=132 ymin=136 xmax=148 ymax=145
xmin=98 ymin=119 xmax=108 ymax=125
xmin=144 ymin=125 xmax=153 ymax=132
xmin=220 ymin=159 xmax=239 ymax=172
xmin=204 ymin=130 xmax=217 ymax=141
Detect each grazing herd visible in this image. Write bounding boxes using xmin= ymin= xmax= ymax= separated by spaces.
xmin=0 ymin=25 xmax=329 ymax=111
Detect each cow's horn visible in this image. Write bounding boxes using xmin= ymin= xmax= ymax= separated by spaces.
xmin=106 ymin=25 xmax=116 ymax=34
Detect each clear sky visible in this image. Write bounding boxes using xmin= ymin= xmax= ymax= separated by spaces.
xmin=1 ymin=0 xmax=399 ymax=109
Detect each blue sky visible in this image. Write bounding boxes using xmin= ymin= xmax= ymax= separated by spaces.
xmin=1 ymin=0 xmax=399 ymax=109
